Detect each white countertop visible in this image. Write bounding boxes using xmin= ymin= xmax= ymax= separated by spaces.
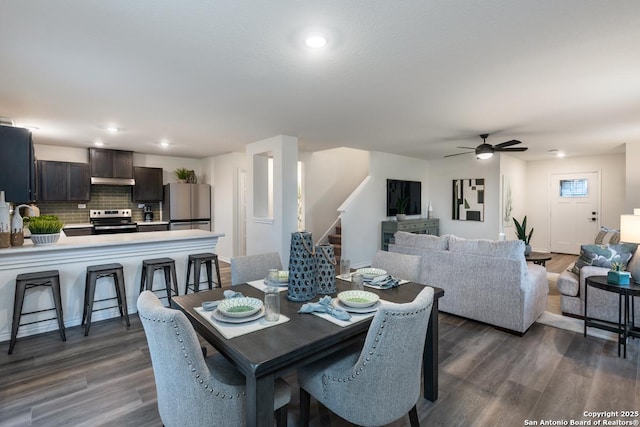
xmin=136 ymin=221 xmax=169 ymax=225
xmin=0 ymin=229 xmax=224 ymax=256
xmin=63 ymin=223 xmax=93 ymax=229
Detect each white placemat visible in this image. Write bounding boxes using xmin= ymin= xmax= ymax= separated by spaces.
xmin=309 ymin=299 xmax=388 ymax=327
xmin=246 ymin=279 xmax=289 ymax=293
xmin=194 ymin=306 xmax=290 ymax=339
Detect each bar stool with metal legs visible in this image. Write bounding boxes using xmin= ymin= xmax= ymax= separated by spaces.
xmin=82 ymin=263 xmax=130 ymax=336
xmin=139 ymin=257 xmax=179 ymax=306
xmin=9 ymin=270 xmax=66 ymax=354
xmin=184 ymin=252 xmax=222 ymax=294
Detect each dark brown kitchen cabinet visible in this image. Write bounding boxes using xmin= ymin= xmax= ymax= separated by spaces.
xmin=37 ymin=160 xmax=90 ymax=201
xmin=132 ymin=166 xmax=163 ymax=202
xmin=0 ymin=126 xmax=36 ymax=203
xmin=89 ymin=148 xmax=134 ymax=179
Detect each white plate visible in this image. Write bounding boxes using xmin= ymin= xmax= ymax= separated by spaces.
xmin=217 ymin=297 xmax=263 ymax=318
xmin=337 ymin=290 xmax=380 ymax=308
xmin=356 ymin=268 xmax=387 ymax=279
xmin=334 ymin=299 xmax=381 ymax=314
xmin=211 ymin=307 xmax=266 ymax=324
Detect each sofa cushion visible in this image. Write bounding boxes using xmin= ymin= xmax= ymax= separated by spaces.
xmin=393 ymin=231 xmax=449 ymax=250
xmin=594 ymin=226 xmax=620 ymax=245
xmin=571 ymin=243 xmax=638 ymax=275
xmin=448 ymin=235 xmax=525 ymax=261
xmin=557 ymin=270 xmax=579 ymax=296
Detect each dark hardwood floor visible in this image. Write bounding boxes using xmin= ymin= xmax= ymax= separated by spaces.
xmin=1 ymin=257 xmax=638 ymax=426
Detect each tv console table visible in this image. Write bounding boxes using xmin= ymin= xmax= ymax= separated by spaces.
xmin=381 ymin=218 xmax=439 ymax=250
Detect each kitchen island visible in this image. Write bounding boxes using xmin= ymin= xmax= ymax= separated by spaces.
xmin=0 ymin=229 xmax=224 ymax=344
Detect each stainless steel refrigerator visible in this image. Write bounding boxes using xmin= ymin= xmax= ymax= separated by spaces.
xmin=162 ymin=183 xmax=211 ymax=230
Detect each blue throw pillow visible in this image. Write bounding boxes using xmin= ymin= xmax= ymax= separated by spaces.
xmin=571 ymin=243 xmax=638 ymax=275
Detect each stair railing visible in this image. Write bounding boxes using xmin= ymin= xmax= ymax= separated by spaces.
xmin=317 ymin=216 xmax=341 ymax=245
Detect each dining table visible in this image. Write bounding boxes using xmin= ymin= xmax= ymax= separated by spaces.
xmin=171 ymin=279 xmax=444 ymax=427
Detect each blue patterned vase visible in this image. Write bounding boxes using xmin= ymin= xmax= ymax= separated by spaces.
xmin=315 ymin=244 xmax=336 ymax=294
xmin=287 ymin=231 xmax=317 ymax=302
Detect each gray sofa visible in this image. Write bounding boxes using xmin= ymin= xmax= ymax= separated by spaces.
xmin=389 ymin=232 xmax=548 ymax=334
xmin=557 ymin=250 xmax=640 ymax=321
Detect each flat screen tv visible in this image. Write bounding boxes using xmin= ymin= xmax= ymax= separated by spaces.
xmin=387 ymin=179 xmax=422 ymax=216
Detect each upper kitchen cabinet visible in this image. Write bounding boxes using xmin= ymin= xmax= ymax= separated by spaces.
xmin=37 ymin=160 xmax=90 ymax=201
xmin=132 ymin=166 xmax=163 ymax=202
xmin=89 ymin=148 xmax=134 ymax=185
xmin=0 ymin=126 xmax=36 ymax=203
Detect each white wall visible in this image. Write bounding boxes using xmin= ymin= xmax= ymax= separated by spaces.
xmin=245 ymin=135 xmax=298 ymax=266
xmin=428 ymin=154 xmax=501 ymax=239
xmin=342 ymin=151 xmax=430 ymax=268
xmin=500 ymin=154 xmax=528 ymax=241
xmin=300 ymin=147 xmax=369 ymax=240
xmin=526 ymin=153 xmax=625 ymax=252
xmin=625 ymin=142 xmax=640 ymax=212
xmin=209 ymin=152 xmax=246 ymax=261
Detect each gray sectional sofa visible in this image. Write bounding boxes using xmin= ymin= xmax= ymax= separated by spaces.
xmin=557 ymin=251 xmax=640 ymax=322
xmin=389 ymin=232 xmax=548 ymax=334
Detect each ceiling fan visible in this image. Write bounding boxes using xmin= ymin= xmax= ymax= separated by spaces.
xmin=445 ymin=134 xmax=528 ymax=159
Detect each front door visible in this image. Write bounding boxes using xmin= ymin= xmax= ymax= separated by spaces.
xmin=550 ymin=172 xmax=600 ymax=254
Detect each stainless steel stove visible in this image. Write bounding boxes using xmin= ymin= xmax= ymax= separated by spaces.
xmin=89 ymin=209 xmax=137 ymax=234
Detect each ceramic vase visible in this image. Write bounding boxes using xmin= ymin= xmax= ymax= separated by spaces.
xmin=314 ymin=244 xmax=336 ymax=294
xmin=287 ymin=231 xmax=317 ymax=302
xmin=10 ymin=204 xmax=29 ymax=246
xmin=0 ymin=191 xmax=10 ymax=248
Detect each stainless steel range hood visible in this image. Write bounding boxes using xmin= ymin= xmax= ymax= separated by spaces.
xmin=90 ymin=177 xmax=136 ymax=185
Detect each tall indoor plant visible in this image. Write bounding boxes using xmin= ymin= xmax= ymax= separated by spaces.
xmin=513 ymin=216 xmax=534 ymax=255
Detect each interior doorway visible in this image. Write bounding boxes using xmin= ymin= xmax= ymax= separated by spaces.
xmin=549 ymin=172 xmax=600 ymax=254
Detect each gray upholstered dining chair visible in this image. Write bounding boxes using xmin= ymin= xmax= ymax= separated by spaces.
xmin=297 ymin=286 xmax=434 ymax=427
xmin=137 ymin=291 xmax=291 ymax=427
xmin=230 ymin=251 xmax=283 ymax=285
xmin=371 ymin=249 xmax=422 ymax=283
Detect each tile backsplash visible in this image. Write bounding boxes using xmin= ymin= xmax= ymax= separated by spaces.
xmin=36 ymin=186 xmax=160 ymax=224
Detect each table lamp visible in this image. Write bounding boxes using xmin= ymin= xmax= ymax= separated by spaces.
xmin=620 ymin=213 xmax=640 ymax=283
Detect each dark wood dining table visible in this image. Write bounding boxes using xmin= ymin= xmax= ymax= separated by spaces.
xmin=171 ymin=279 xmax=444 ymax=427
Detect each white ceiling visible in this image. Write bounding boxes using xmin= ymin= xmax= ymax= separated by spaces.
xmin=1 ymin=1 xmax=639 ymax=161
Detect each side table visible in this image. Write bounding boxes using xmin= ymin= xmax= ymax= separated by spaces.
xmin=525 ymin=252 xmax=552 ymax=267
xmin=584 ymin=275 xmax=640 ymax=358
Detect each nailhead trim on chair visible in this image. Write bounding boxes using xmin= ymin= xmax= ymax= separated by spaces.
xmin=140 ymin=312 xmax=246 ymax=399
xmin=322 ymin=304 xmax=429 ymax=391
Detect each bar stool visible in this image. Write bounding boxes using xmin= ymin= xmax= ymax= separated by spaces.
xmin=82 ymin=263 xmax=130 ymax=336
xmin=9 ymin=270 xmax=66 ymax=354
xmin=184 ymin=253 xmax=222 ymax=294
xmin=139 ymin=257 xmax=179 ymax=306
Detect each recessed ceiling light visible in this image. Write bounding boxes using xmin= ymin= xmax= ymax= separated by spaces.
xmin=160 ymin=140 xmax=170 ymax=148
xmin=556 ymin=152 xmax=566 ymax=158
xmin=305 ymin=33 xmax=327 ymax=48
xmin=94 ymin=140 xmax=104 ymax=147
xmin=106 ymin=126 xmax=119 ymax=134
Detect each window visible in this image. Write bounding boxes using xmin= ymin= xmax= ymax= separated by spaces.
xmin=559 ymin=179 xmax=588 ymax=197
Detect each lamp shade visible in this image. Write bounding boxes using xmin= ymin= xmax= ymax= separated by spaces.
xmin=620 ymin=214 xmax=640 ymax=243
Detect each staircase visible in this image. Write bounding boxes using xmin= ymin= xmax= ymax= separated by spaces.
xmin=328 ymin=224 xmax=342 ymax=264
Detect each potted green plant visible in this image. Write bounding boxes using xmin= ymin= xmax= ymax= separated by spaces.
xmin=513 ymin=216 xmax=534 ymax=255
xmin=174 ymin=168 xmax=190 ymax=183
xmin=396 ymin=197 xmax=408 ymax=221
xmin=28 ymin=215 xmax=64 ymax=245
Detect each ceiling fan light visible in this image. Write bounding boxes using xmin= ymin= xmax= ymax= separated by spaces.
xmin=476 ymin=152 xmax=493 ymax=160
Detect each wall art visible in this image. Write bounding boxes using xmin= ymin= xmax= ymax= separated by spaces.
xmin=452 ymin=178 xmax=484 ymax=221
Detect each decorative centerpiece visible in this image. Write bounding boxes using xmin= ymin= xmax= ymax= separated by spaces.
xmin=513 ymin=216 xmax=534 ymax=255
xmin=607 ymin=262 xmax=631 ymax=285
xmin=288 ymin=231 xmax=317 ymax=302
xmin=174 ymin=168 xmax=190 ymax=183
xmin=0 ymin=191 xmax=10 ymax=248
xmin=28 ymin=215 xmax=64 ymax=245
